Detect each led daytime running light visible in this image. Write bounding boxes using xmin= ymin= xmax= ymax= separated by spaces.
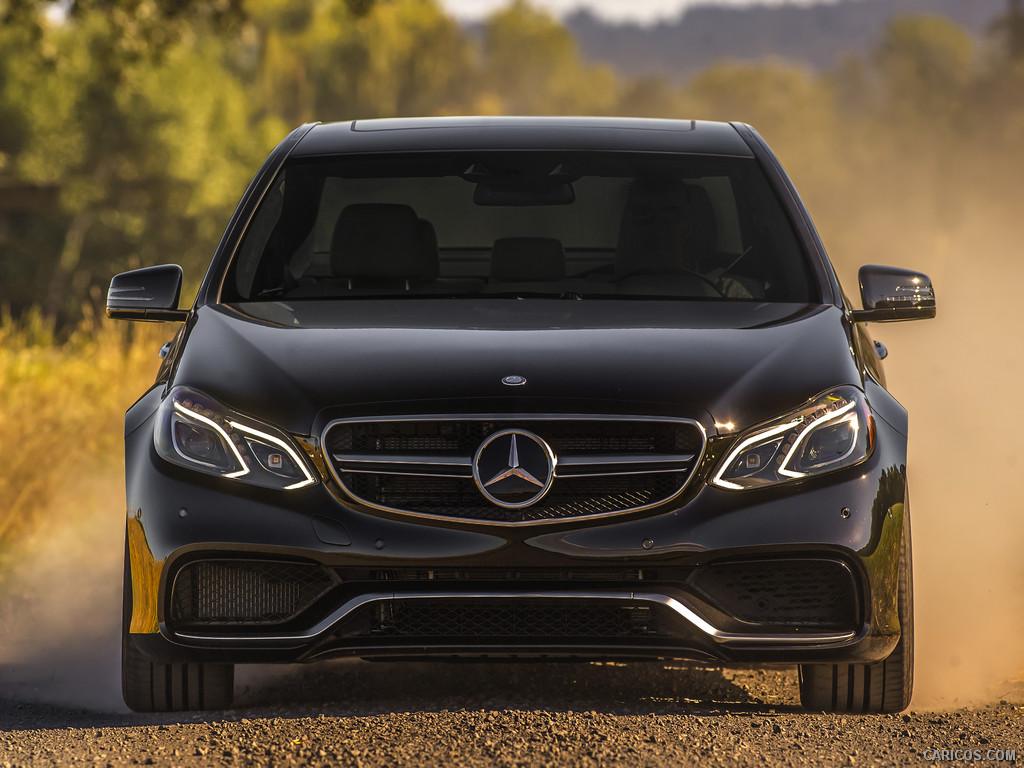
xmin=158 ymin=387 xmax=319 ymax=491
xmin=777 ymin=400 xmax=858 ymax=479
xmin=174 ymin=401 xmax=249 ymax=479
xmin=710 ymin=387 xmax=871 ymax=491
xmin=711 ymin=419 xmax=801 ymax=491
xmin=228 ymin=420 xmax=317 ymax=490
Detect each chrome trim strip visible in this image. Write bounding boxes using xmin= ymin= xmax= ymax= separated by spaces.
xmin=333 ymin=454 xmax=473 ymax=467
xmin=334 ymin=468 xmax=472 ymax=479
xmin=174 ymin=589 xmax=856 ymax=646
xmin=324 ymin=414 xmax=710 ymax=425
xmin=557 ymin=453 xmax=696 ymax=467
xmin=553 ymin=467 xmax=691 ymax=478
xmin=336 ymin=466 xmax=689 ymax=479
xmin=320 ymin=414 xmax=708 ymax=527
xmin=333 ymin=453 xmax=693 ymax=479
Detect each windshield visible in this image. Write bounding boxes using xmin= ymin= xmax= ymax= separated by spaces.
xmin=223 ymin=151 xmax=816 ymax=303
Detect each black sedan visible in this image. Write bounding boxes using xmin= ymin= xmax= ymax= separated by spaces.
xmin=107 ymin=117 xmax=935 ymax=713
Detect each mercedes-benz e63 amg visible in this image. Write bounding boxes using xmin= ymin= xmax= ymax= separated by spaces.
xmin=107 ymin=117 xmax=935 ymax=713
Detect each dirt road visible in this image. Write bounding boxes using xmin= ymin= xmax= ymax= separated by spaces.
xmin=1 ymin=661 xmax=1021 ymax=767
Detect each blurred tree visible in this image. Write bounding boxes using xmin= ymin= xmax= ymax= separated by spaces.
xmin=344 ymin=0 xmax=375 ymax=18
xmin=242 ymin=0 xmax=475 ymax=124
xmin=615 ymin=76 xmax=687 ymax=119
xmin=0 ymin=6 xmax=266 ymax=322
xmin=968 ymin=0 xmax=1024 ymax=222
xmin=683 ymin=60 xmax=837 ymax=190
xmin=241 ymin=0 xmax=322 ymax=126
xmin=990 ymin=0 xmax=1024 ymax=62
xmin=875 ymin=15 xmax=974 ymax=252
xmin=874 ymin=14 xmax=974 ymax=126
xmin=1 ymin=0 xmax=1021 ymax=330
xmin=482 ymin=0 xmax=617 ymax=115
xmin=326 ymin=0 xmax=476 ymax=119
xmin=809 ymin=15 xmax=978 ymax=287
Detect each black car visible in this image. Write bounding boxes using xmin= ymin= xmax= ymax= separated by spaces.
xmin=108 ymin=117 xmax=935 ymax=714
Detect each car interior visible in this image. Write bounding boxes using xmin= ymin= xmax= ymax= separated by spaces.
xmin=226 ymin=152 xmax=816 ymax=304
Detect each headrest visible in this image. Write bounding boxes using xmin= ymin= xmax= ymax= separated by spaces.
xmin=417 ymin=219 xmax=440 ymax=280
xmin=683 ymin=184 xmax=718 ymax=261
xmin=616 ymin=179 xmax=718 ymax=274
xmin=330 ymin=204 xmax=424 ymax=279
xmin=490 ymin=237 xmax=565 ymax=281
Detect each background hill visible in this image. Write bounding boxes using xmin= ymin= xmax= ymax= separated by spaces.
xmin=565 ymin=0 xmax=1006 ymax=78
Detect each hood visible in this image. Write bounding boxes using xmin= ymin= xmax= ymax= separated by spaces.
xmin=171 ymin=299 xmax=862 ymax=436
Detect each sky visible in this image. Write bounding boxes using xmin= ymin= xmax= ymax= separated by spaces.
xmin=439 ymin=0 xmax=833 ymax=25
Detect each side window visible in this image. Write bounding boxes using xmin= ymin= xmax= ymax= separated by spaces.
xmin=234 ymin=175 xmax=286 ymax=297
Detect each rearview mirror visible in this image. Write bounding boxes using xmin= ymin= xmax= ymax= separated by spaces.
xmin=851 ymin=265 xmax=935 ymax=323
xmin=106 ymin=264 xmax=189 ymax=322
xmin=473 ymin=181 xmax=575 ymax=206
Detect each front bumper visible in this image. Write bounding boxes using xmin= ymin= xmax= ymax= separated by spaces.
xmin=124 ymin=404 xmax=909 ymax=668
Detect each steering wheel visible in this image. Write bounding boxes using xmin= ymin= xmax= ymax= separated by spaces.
xmin=615 ymin=266 xmax=723 ymax=298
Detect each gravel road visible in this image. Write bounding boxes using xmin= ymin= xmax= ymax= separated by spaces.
xmin=1 ymin=661 xmax=1021 ymax=767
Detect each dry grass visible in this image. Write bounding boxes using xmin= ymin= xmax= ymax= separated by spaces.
xmin=0 ymin=307 xmax=170 ymax=561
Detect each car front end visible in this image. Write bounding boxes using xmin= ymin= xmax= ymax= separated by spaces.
xmin=110 ymin=117 xmax=933 ymax=713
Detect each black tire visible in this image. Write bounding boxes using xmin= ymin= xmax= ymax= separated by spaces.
xmin=122 ymin=539 xmax=234 ymax=712
xmin=798 ymin=506 xmax=914 ymax=713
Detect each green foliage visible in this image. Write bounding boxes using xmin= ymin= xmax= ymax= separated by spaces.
xmin=482 ymin=0 xmax=617 ymax=115
xmin=0 ymin=6 xmax=269 ymax=322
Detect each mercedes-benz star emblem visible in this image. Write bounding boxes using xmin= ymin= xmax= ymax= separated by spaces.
xmin=501 ymin=375 xmax=527 ymax=387
xmin=472 ymin=429 xmax=555 ymax=508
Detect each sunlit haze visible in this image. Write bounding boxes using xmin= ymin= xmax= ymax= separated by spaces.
xmin=440 ymin=0 xmax=832 ymax=24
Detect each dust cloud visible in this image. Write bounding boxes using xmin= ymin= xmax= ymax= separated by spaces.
xmin=834 ymin=204 xmax=1024 ymax=708
xmin=0 ymin=468 xmax=127 ymax=712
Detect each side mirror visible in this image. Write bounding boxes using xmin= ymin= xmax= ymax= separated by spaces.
xmin=106 ymin=264 xmax=189 ymax=322
xmin=850 ymin=264 xmax=935 ymax=323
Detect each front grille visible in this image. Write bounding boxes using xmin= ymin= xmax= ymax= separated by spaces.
xmin=324 ymin=415 xmax=705 ymax=524
xmin=171 ymin=560 xmax=337 ymax=626
xmin=688 ymin=559 xmax=858 ymax=630
xmin=326 ymin=419 xmax=702 ymax=455
xmin=342 ymin=599 xmax=661 ymax=638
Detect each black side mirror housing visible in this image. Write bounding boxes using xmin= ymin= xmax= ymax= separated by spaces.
xmin=106 ymin=264 xmax=189 ymax=322
xmin=850 ymin=264 xmax=936 ymax=323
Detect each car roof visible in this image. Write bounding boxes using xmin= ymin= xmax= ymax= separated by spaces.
xmin=291 ymin=117 xmax=754 ymax=158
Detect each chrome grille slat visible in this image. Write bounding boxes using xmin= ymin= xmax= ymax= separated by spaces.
xmin=333 ymin=454 xmax=473 ymax=466
xmin=557 ymin=453 xmax=696 ymax=466
xmin=323 ymin=414 xmax=706 ymax=525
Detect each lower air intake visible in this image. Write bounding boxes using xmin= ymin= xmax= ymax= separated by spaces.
xmin=171 ymin=560 xmax=336 ymax=626
xmin=351 ymin=599 xmax=661 ymax=638
xmin=688 ymin=558 xmax=859 ymax=630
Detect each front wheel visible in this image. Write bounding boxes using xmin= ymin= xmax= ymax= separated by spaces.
xmin=798 ymin=506 xmax=914 ymax=713
xmin=121 ymin=539 xmax=234 ymax=712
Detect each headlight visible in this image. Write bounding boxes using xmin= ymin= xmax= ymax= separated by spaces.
xmin=710 ymin=386 xmax=873 ymax=490
xmin=154 ymin=386 xmax=317 ymax=490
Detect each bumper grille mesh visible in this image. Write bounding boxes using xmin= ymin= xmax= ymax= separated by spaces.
xmin=343 ymin=471 xmax=683 ymax=523
xmin=349 ymin=599 xmax=661 ymax=638
xmin=171 ymin=560 xmax=336 ymax=626
xmin=688 ymin=559 xmax=858 ymax=630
